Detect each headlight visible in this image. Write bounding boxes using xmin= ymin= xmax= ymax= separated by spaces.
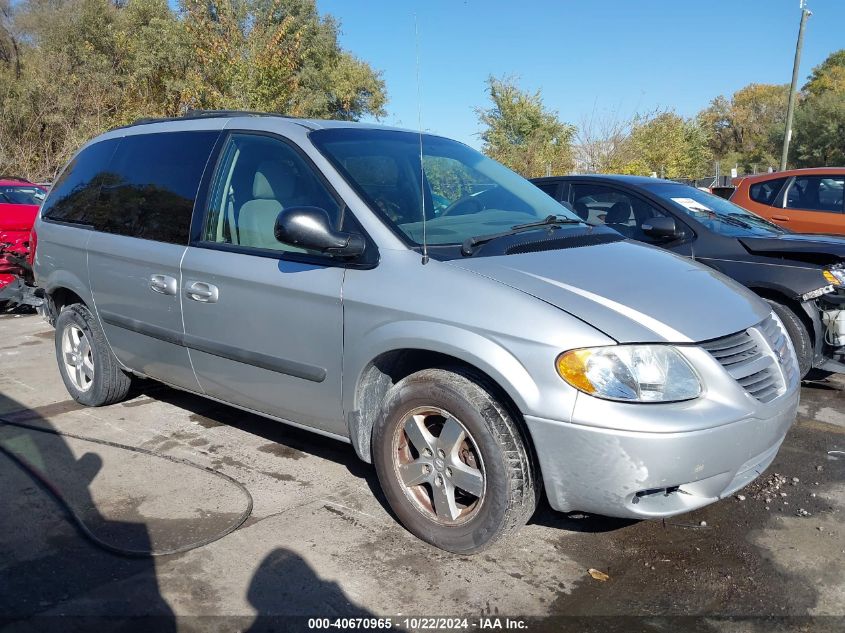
xmin=823 ymin=267 xmax=845 ymax=286
xmin=556 ymin=345 xmax=701 ymax=403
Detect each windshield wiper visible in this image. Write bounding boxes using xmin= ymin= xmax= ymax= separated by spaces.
xmin=711 ymin=213 xmax=754 ymax=229
xmin=461 ymin=214 xmax=583 ymax=256
xmin=727 ymin=212 xmax=781 ymax=232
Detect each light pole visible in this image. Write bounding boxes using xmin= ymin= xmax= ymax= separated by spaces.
xmin=780 ymin=1 xmax=812 ymax=171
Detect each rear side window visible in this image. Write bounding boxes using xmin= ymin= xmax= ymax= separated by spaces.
xmin=748 ymin=177 xmax=787 ymax=206
xmin=785 ymin=176 xmax=845 ymax=213
xmin=92 ymin=131 xmax=219 ymax=244
xmin=41 ymin=139 xmax=120 ymax=225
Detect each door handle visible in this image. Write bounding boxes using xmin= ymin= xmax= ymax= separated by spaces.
xmin=185 ymin=281 xmax=219 ymax=303
xmin=772 ymin=215 xmax=790 ymax=221
xmin=149 ymin=274 xmax=177 ymax=296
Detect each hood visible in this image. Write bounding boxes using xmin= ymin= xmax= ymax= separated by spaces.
xmin=449 ymin=241 xmax=770 ymax=344
xmin=739 ymin=234 xmax=845 ymax=265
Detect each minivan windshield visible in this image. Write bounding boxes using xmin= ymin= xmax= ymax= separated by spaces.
xmin=310 ymin=128 xmax=581 ymax=246
xmin=642 ymin=182 xmax=787 ymax=237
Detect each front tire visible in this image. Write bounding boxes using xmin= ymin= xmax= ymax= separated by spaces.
xmin=765 ymin=299 xmax=813 ymax=379
xmin=372 ymin=367 xmax=538 ymax=554
xmin=54 ymin=304 xmax=133 ymax=406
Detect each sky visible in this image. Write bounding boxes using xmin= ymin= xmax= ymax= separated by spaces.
xmin=316 ymin=0 xmax=845 ymax=148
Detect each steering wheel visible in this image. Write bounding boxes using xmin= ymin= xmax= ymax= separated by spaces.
xmin=374 ymin=195 xmax=405 ymax=222
xmin=441 ymin=194 xmax=484 ymax=217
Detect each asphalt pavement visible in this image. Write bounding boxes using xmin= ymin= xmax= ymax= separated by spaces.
xmin=1 ymin=311 xmax=843 ymax=632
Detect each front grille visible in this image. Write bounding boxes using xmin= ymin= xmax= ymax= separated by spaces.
xmin=701 ymin=314 xmax=797 ymax=403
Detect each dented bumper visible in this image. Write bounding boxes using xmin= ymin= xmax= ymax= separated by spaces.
xmin=525 ymin=385 xmax=799 ymax=519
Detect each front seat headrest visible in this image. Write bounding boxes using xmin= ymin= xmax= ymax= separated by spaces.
xmin=253 ymin=161 xmax=296 ymax=201
xmin=573 ymin=201 xmax=590 ymax=221
xmin=605 ymin=201 xmax=632 ymax=225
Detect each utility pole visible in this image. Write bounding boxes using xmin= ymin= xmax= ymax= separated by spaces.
xmin=780 ymin=1 xmax=811 ymax=171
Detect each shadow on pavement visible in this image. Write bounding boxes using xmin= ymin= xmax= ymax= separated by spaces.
xmin=0 ymin=389 xmax=377 ymax=629
xmin=246 ymin=548 xmax=373 ymax=631
xmin=0 ymin=391 xmax=175 ymax=630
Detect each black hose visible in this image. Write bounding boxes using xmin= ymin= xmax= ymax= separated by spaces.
xmin=0 ymin=415 xmax=253 ymax=558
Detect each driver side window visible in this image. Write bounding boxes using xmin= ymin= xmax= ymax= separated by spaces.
xmin=204 ymin=134 xmax=341 ymax=254
xmin=571 ymin=183 xmax=668 ymax=242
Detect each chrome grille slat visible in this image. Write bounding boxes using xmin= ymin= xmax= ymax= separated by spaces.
xmin=701 ymin=313 xmax=795 ymax=402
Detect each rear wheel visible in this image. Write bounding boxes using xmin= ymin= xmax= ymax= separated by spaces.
xmin=372 ymin=367 xmax=538 ymax=554
xmin=54 ymin=304 xmax=133 ymax=406
xmin=765 ymin=299 xmax=813 ymax=379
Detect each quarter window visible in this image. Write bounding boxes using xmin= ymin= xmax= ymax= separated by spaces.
xmin=748 ymin=177 xmax=787 ymax=206
xmin=204 ymin=134 xmax=341 ymax=254
xmin=41 ymin=139 xmax=120 ymax=225
xmin=785 ymin=176 xmax=845 ymax=213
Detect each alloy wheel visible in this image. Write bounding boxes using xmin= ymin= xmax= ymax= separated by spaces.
xmin=392 ymin=406 xmax=486 ymax=525
xmin=62 ymin=324 xmax=94 ymax=392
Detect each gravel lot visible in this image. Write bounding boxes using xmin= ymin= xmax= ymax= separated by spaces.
xmin=1 ymin=311 xmax=843 ymax=632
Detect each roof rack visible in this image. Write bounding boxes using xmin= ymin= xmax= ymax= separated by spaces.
xmin=125 ymin=109 xmax=297 ymax=128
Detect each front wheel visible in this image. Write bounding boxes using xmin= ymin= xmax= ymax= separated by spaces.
xmin=372 ymin=367 xmax=538 ymax=554
xmin=54 ymin=304 xmax=133 ymax=406
xmin=764 ymin=299 xmax=813 ymax=379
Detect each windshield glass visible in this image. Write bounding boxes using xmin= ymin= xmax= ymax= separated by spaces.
xmin=0 ymin=185 xmax=46 ymax=206
xmin=642 ymin=182 xmax=786 ymax=236
xmin=310 ymin=128 xmax=579 ymax=245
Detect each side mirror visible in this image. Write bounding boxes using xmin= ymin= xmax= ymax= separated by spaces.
xmin=641 ymin=216 xmax=682 ymax=241
xmin=274 ymin=207 xmax=365 ymax=258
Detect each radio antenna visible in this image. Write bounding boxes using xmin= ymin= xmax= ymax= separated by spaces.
xmin=415 ymin=13 xmax=429 ymax=265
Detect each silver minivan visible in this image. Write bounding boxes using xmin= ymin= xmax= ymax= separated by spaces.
xmin=34 ymin=112 xmax=800 ymax=553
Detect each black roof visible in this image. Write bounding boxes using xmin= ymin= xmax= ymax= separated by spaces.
xmin=116 ymin=110 xmax=300 ymax=130
xmin=531 ymin=174 xmax=678 ymax=186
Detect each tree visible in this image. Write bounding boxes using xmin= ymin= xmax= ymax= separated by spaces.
xmin=610 ymin=111 xmax=712 ymax=179
xmin=179 ymin=0 xmax=385 ymax=119
xmin=573 ymin=108 xmax=637 ymax=174
xmin=0 ymin=0 xmax=387 ymax=181
xmin=790 ymin=91 xmax=845 ymax=166
xmin=476 ymin=76 xmax=575 ymax=178
xmin=803 ymin=49 xmax=845 ymax=97
xmin=790 ymin=50 xmax=845 ymax=167
xmin=698 ymin=83 xmax=788 ymax=173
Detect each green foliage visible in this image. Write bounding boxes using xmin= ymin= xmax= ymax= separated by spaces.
xmin=0 ymin=0 xmax=386 ymax=181
xmin=803 ymin=49 xmax=845 ymax=97
xmin=179 ymin=0 xmax=385 ymax=119
xmin=698 ymin=83 xmax=788 ymax=173
xmin=610 ymin=111 xmax=712 ymax=179
xmin=476 ymin=76 xmax=575 ymax=178
xmin=791 ymin=50 xmax=845 ymax=167
xmin=790 ymin=91 xmax=845 ymax=166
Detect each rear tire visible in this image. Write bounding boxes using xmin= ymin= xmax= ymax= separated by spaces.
xmin=765 ymin=299 xmax=812 ymax=379
xmin=54 ymin=304 xmax=133 ymax=406
xmin=372 ymin=367 xmax=539 ymax=554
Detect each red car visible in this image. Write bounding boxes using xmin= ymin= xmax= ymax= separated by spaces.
xmin=0 ymin=177 xmax=46 ymax=305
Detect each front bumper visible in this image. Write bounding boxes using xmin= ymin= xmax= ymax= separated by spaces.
xmin=524 ymin=386 xmax=799 ymax=519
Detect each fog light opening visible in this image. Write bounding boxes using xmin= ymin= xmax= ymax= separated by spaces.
xmin=632 ymin=485 xmax=688 ymax=504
